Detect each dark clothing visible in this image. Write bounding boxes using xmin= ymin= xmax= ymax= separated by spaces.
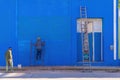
xmin=35 ymin=39 xmax=45 ymax=61
xmin=35 ymin=41 xmax=42 ymax=50
xmin=36 ymin=49 xmax=42 ymax=60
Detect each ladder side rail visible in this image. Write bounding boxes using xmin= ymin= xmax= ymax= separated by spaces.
xmin=80 ymin=6 xmax=91 ymax=71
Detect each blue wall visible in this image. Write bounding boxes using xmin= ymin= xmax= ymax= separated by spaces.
xmin=18 ymin=0 xmax=72 ymax=66
xmin=0 ymin=0 xmax=18 ymax=66
xmin=77 ymin=32 xmax=102 ymax=61
xmin=0 ymin=0 xmax=119 ymax=66
xmin=77 ymin=0 xmax=119 ymax=66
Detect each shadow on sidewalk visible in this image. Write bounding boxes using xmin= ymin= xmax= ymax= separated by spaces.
xmin=0 ymin=70 xmax=120 ymax=78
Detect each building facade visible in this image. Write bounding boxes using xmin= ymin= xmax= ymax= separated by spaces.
xmin=0 ymin=0 xmax=119 ymax=66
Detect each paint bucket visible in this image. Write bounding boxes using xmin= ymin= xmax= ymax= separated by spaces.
xmin=18 ymin=64 xmax=22 ymax=69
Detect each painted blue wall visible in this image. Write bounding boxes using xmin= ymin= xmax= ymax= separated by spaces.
xmin=77 ymin=0 xmax=119 ymax=66
xmin=0 ymin=0 xmax=18 ymax=66
xmin=18 ymin=0 xmax=72 ymax=66
xmin=77 ymin=33 xmax=102 ymax=63
xmin=0 ymin=0 xmax=119 ymax=66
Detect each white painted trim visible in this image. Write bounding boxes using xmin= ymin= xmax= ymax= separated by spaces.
xmin=101 ymin=22 xmax=103 ymax=61
xmin=113 ymin=0 xmax=117 ymax=60
xmin=92 ymin=22 xmax=95 ymax=61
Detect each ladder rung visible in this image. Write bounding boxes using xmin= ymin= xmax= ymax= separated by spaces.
xmin=81 ymin=7 xmax=86 ymax=9
xmin=81 ymin=13 xmax=87 ymax=14
xmin=83 ymin=48 xmax=89 ymax=50
xmin=83 ymin=46 xmax=89 ymax=47
xmin=83 ymin=45 xmax=89 ymax=46
xmin=84 ymin=41 xmax=88 ymax=42
xmin=81 ymin=12 xmax=86 ymax=14
xmin=83 ymin=47 xmax=89 ymax=49
xmin=81 ymin=14 xmax=87 ymax=16
xmin=83 ymin=44 xmax=89 ymax=45
xmin=81 ymin=15 xmax=87 ymax=17
xmin=80 ymin=7 xmax=86 ymax=9
xmin=83 ymin=44 xmax=89 ymax=46
xmin=81 ymin=11 xmax=87 ymax=13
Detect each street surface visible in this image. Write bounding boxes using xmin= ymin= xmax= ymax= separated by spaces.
xmin=0 ymin=70 xmax=120 ymax=80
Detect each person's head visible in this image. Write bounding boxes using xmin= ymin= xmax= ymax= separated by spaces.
xmin=37 ymin=37 xmax=41 ymax=41
xmin=8 ymin=47 xmax=12 ymax=50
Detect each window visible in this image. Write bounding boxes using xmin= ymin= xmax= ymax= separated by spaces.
xmin=77 ymin=18 xmax=103 ymax=62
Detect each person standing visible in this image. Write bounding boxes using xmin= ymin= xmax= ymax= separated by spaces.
xmin=35 ymin=37 xmax=45 ymax=61
xmin=5 ymin=47 xmax=13 ymax=72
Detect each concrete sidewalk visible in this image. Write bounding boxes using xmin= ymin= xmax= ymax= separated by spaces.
xmin=0 ymin=67 xmax=120 ymax=79
xmin=0 ymin=70 xmax=120 ymax=78
xmin=0 ymin=79 xmax=120 ymax=80
xmin=1 ymin=66 xmax=120 ymax=72
xmin=20 ymin=66 xmax=120 ymax=73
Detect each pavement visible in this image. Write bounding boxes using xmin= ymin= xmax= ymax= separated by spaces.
xmin=0 ymin=66 xmax=120 ymax=80
xmin=22 ymin=66 xmax=120 ymax=71
xmin=0 ymin=70 xmax=120 ymax=80
xmin=0 ymin=70 xmax=120 ymax=78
